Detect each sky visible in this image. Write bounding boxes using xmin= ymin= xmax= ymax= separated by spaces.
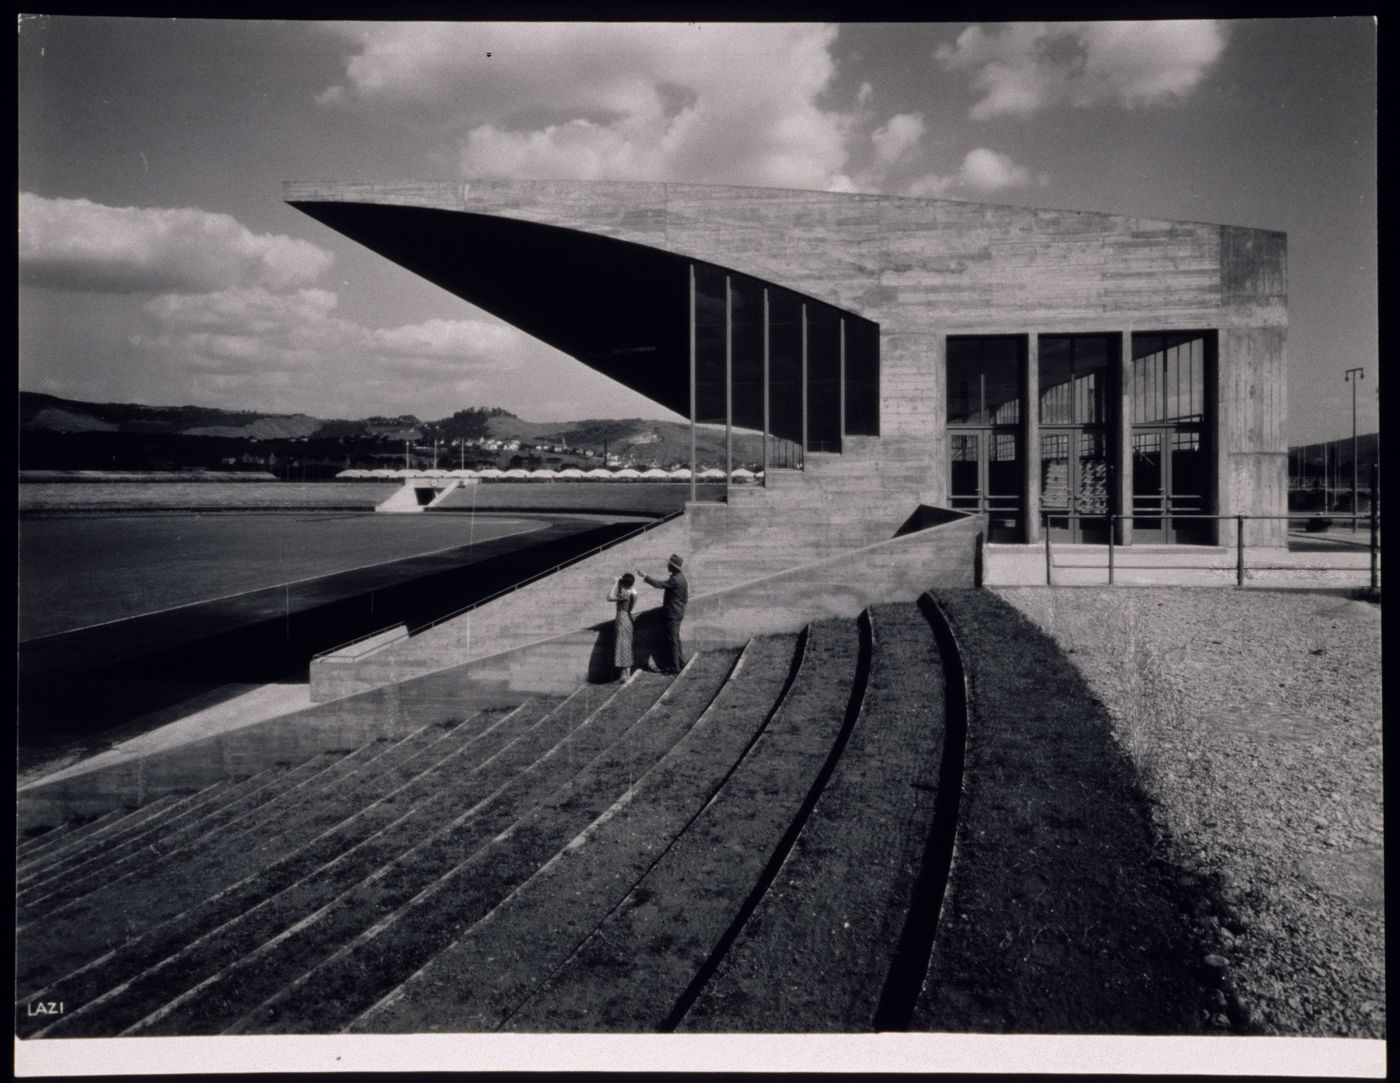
xmin=17 ymin=16 xmax=1378 ymax=444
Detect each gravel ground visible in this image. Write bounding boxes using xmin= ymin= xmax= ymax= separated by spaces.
xmin=995 ymin=586 xmax=1383 ymax=1038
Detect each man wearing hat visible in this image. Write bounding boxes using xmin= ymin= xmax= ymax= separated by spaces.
xmin=640 ymin=554 xmax=688 ymax=675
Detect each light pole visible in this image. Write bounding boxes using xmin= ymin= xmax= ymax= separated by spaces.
xmin=1345 ymin=367 xmax=1364 ymax=528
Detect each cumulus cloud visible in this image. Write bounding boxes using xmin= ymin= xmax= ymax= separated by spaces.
xmin=937 ymin=20 xmax=1228 ymax=119
xmin=906 ymin=147 xmax=1044 ymax=198
xmin=126 ymin=284 xmax=539 ymax=416
xmin=319 ymin=22 xmax=857 ymax=190
xmin=18 ymin=193 xmax=334 ymax=294
xmin=871 ymin=112 xmax=925 ymax=164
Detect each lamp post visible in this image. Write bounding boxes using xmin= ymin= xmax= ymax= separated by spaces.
xmin=1345 ymin=367 xmax=1364 ymax=529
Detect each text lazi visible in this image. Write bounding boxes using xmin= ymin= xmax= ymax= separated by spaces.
xmin=27 ymin=1001 xmax=65 ymax=1017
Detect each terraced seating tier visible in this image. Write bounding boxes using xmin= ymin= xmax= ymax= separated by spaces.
xmin=678 ymin=600 xmax=947 ymax=1032
xmin=354 ymin=632 xmax=815 ymax=1033
xmin=497 ymin=623 xmax=860 ymax=1032
xmin=223 ymin=651 xmax=743 ymax=1035
xmin=19 ymin=598 xmax=965 ymax=1038
xmin=17 ymin=707 xmax=536 ymax=1006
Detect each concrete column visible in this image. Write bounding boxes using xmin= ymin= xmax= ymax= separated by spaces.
xmin=1117 ymin=330 xmax=1134 ymax=545
xmin=762 ymin=288 xmax=770 ymax=482
xmin=689 ymin=263 xmax=697 ymax=503
xmin=725 ymin=275 xmax=732 ymax=502
xmin=1024 ymin=333 xmax=1041 ymax=543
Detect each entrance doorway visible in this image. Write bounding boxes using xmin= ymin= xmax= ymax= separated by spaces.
xmin=1040 ymin=428 xmax=1111 ymax=543
xmin=950 ymin=430 xmax=1021 ymax=541
xmin=1130 ymin=332 xmax=1214 ymax=545
xmin=1131 ymin=427 xmax=1210 ymax=543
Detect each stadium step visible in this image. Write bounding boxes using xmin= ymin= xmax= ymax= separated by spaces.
xmin=214 ymin=650 xmax=745 ymax=1035
xmin=355 ymin=626 xmax=841 ymax=1034
xmin=38 ymin=674 xmax=678 ymax=1038
xmin=18 ymin=773 xmax=280 ymax=896
xmin=16 ymin=746 xmax=383 ymax=919
xmin=18 ymin=788 xmax=217 ymax=878
xmin=19 ymin=597 xmax=963 ymax=1038
xmin=677 ymin=600 xmax=947 ymax=1031
xmin=16 ymin=704 xmax=539 ymax=1009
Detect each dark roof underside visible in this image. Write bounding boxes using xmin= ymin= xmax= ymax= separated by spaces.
xmin=290 ymin=202 xmax=692 ymax=417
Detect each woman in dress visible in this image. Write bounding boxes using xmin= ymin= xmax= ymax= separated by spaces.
xmin=606 ymin=572 xmax=638 ymax=680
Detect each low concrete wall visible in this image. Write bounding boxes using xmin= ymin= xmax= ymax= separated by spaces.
xmin=326 ymin=512 xmax=981 ymax=699
xmin=17 ymin=662 xmax=531 ymax=833
xmin=310 ymin=515 xmax=694 ymax=700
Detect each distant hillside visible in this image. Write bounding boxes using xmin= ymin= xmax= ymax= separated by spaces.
xmin=17 ymin=392 xmax=770 ymax=471
xmin=1289 ymin=433 xmax=1380 ymax=477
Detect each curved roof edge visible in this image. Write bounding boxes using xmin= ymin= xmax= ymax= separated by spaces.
xmin=283 ymin=177 xmax=1286 ymax=238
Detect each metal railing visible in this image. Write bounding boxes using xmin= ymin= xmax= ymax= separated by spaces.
xmin=311 ymin=508 xmax=687 ymax=661
xmin=1041 ymin=508 xmax=1381 ymax=589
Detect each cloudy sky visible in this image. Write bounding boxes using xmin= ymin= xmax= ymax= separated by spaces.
xmin=17 ymin=17 xmax=1376 ymax=443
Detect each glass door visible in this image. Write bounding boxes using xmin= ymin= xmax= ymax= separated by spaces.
xmin=1133 ymin=425 xmax=1209 ymax=543
xmin=950 ymin=430 xmax=1022 ymax=541
xmin=1042 ymin=428 xmax=1111 ymax=542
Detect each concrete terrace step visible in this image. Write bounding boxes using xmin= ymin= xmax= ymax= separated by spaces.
xmin=18 ymin=771 xmax=284 ymax=896
xmin=679 ymin=600 xmax=947 ymax=1031
xmin=108 ymin=673 xmax=686 ymax=1037
xmin=25 ymin=693 xmax=608 ymax=1039
xmin=221 ymin=651 xmax=744 ymax=1035
xmin=16 ymin=743 xmax=389 ymax=920
xmin=351 ymin=633 xmax=807 ymax=1034
xmin=499 ymin=623 xmax=857 ymax=1032
xmin=19 ymin=788 xmax=214 ymax=880
xmin=16 ymin=705 xmax=534 ymax=1006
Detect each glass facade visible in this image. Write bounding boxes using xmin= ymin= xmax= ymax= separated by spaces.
xmin=945 ymin=330 xmax=1215 ymax=545
xmin=686 ymin=261 xmax=880 ymax=455
xmin=1130 ymin=332 xmax=1213 ymax=543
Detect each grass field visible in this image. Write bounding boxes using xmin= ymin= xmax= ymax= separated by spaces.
xmin=18 ymin=512 xmax=549 ymax=640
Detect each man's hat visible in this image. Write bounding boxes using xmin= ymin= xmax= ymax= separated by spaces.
xmin=668 ymin=554 xmax=684 ymax=570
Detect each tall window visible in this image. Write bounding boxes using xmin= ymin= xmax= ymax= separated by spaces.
xmin=693 ymin=264 xmax=728 ymax=428
xmin=946 ymin=336 xmax=1024 ymax=542
xmin=947 ymin=337 xmax=1021 ymax=425
xmin=844 ymin=318 xmax=880 ymax=436
xmin=687 ymin=262 xmax=880 ymax=454
xmin=806 ymin=305 xmax=842 ymax=452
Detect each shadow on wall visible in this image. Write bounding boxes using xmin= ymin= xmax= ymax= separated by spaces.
xmin=585 ymin=608 xmax=673 ymax=683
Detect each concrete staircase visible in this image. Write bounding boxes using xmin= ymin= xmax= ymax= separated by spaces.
xmin=17 ymin=600 xmax=956 ymax=1036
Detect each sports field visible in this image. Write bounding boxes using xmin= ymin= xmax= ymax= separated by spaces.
xmin=18 ymin=512 xmax=548 ymax=640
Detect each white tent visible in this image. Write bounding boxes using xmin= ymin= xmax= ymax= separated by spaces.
xmin=640 ymin=468 xmax=670 ymax=480
xmin=368 ymin=468 xmax=397 ymax=478
xmin=502 ymin=468 xmax=530 ymax=479
xmin=450 ymin=469 xmax=480 ymax=478
xmin=478 ymin=467 xmax=505 ymax=478
xmin=698 ymin=467 xmax=726 ymax=480
xmin=585 ymin=468 xmax=614 ymax=479
xmin=557 ymin=468 xmax=586 ymax=479
xmin=526 ymin=469 xmax=556 ymax=480
xmin=668 ymin=467 xmax=692 ymax=479
xmin=730 ymin=467 xmax=756 ymax=480
xmin=614 ymin=468 xmax=642 ymax=479
xmin=336 ymin=469 xmax=366 ymax=478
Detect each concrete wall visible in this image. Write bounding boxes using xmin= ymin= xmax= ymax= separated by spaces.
xmin=328 ymin=512 xmax=978 ymax=701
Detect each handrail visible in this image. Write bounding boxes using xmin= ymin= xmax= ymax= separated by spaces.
xmin=1039 ymin=509 xmax=1380 ymax=590
xmin=312 ymin=508 xmax=687 ymax=660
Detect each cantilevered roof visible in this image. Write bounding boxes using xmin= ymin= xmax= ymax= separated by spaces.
xmin=289 ymin=200 xmax=694 ymax=418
